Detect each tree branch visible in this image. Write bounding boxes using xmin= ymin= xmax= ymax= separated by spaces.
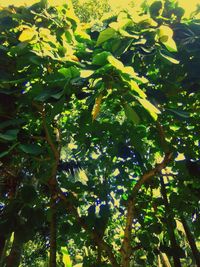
xmin=121 ymin=152 xmax=173 ymax=267
xmin=57 ymin=187 xmax=120 ymax=267
xmin=41 ymin=106 xmax=60 ymax=267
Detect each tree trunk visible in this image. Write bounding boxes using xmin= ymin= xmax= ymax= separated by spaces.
xmin=160 ymin=252 xmax=172 ymax=267
xmin=160 ymin=177 xmax=182 ymax=267
xmin=181 ymin=215 xmax=200 ymax=267
xmin=0 ymin=235 xmax=6 ymax=261
xmin=5 ymin=233 xmax=23 ymax=267
xmin=49 ymin=196 xmax=57 ymax=267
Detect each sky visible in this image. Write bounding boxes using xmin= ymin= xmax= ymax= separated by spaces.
xmin=0 ymin=0 xmax=199 ymax=17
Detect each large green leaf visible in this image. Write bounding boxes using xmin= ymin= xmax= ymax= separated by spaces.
xmin=107 ymin=55 xmax=124 ymax=71
xmin=96 ymin=28 xmax=117 ymax=46
xmin=0 ymin=129 xmax=19 ymax=141
xmin=19 ymin=144 xmax=43 ymax=155
xmin=92 ymin=51 xmax=111 ymax=66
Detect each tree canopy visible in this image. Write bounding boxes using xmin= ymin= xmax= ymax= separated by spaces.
xmin=0 ymin=0 xmax=199 ymax=266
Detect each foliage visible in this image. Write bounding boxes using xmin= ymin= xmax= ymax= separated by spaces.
xmin=0 ymin=0 xmax=200 ymax=267
xmin=72 ymin=0 xmax=111 ymax=22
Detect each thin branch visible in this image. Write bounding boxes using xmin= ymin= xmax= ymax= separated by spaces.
xmin=121 ymin=149 xmax=173 ymax=266
xmin=40 ymin=106 xmax=60 ymax=267
xmin=57 ymin=187 xmax=120 ymax=267
xmin=42 ymin=108 xmax=60 ymax=164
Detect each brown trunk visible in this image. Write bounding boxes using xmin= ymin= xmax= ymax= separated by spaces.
xmin=181 ymin=215 xmax=200 ymax=267
xmin=160 ymin=177 xmax=182 ymax=267
xmin=5 ymin=233 xmax=23 ymax=267
xmin=0 ymin=235 xmax=6 ymax=260
xmin=49 ymin=196 xmax=57 ymax=267
xmin=121 ymin=199 xmax=135 ymax=267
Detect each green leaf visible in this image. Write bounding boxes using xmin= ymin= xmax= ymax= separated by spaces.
xmin=58 ymin=68 xmax=72 ymax=78
xmin=124 ymin=103 xmax=140 ymax=124
xmin=61 ymin=247 xmax=72 ymax=267
xmin=92 ymin=51 xmax=111 ymax=66
xmin=18 ymin=27 xmax=37 ymax=42
xmin=34 ymin=88 xmax=64 ymax=101
xmin=159 ymin=49 xmax=179 ymax=64
xmin=128 ymin=80 xmax=146 ymax=98
xmin=80 ymin=70 xmax=94 ymax=78
xmin=58 ymin=66 xmax=80 ymax=79
xmin=157 ymin=25 xmax=173 ymax=41
xmin=163 ymin=37 xmax=177 ymax=52
xmin=107 ymin=55 xmax=124 ymax=71
xmin=137 ymin=98 xmax=161 ymax=120
xmin=19 ymin=144 xmax=43 ymax=155
xmin=0 ymin=129 xmax=19 ymax=141
xmin=166 ymin=108 xmax=190 ymax=119
xmin=96 ymin=28 xmax=117 ymax=46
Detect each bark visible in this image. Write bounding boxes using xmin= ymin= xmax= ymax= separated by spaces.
xmin=160 ymin=177 xmax=182 ymax=267
xmin=181 ymin=215 xmax=200 ymax=267
xmin=160 ymin=252 xmax=172 ymax=267
xmin=0 ymin=235 xmax=6 ymax=261
xmin=49 ymin=196 xmax=57 ymax=267
xmin=5 ymin=233 xmax=23 ymax=267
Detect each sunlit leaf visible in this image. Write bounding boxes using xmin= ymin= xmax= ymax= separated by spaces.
xmin=137 ymin=98 xmax=161 ymax=120
xmin=157 ymin=25 xmax=173 ymax=41
xmin=96 ymin=28 xmax=117 ymax=46
xmin=163 ymin=38 xmax=177 ymax=52
xmin=80 ymin=70 xmax=94 ymax=78
xmin=129 ymin=80 xmax=146 ymax=99
xmin=159 ymin=49 xmax=179 ymax=64
xmin=91 ymin=94 xmax=103 ymax=121
xmin=18 ymin=27 xmax=37 ymax=42
xmin=107 ymin=55 xmax=124 ymax=71
xmin=61 ymin=247 xmax=72 ymax=267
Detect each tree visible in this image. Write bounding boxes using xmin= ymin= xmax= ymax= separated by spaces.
xmin=0 ymin=0 xmax=199 ymax=266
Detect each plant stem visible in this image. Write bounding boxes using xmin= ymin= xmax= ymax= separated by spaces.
xmin=5 ymin=233 xmax=23 ymax=267
xmin=160 ymin=177 xmax=182 ymax=267
xmin=180 ymin=215 xmax=200 ymax=267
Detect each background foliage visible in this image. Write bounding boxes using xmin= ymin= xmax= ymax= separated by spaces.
xmin=0 ymin=0 xmax=199 ymax=266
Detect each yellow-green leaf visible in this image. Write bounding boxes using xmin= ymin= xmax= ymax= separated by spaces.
xmin=18 ymin=28 xmax=37 ymax=42
xmin=129 ymin=80 xmax=146 ymax=99
xmin=163 ymin=38 xmax=177 ymax=52
xmin=138 ymin=98 xmax=161 ymax=120
xmin=80 ymin=70 xmax=94 ymax=78
xmin=157 ymin=25 xmax=173 ymax=40
xmin=92 ymin=94 xmax=103 ymax=121
xmin=107 ymin=55 xmax=124 ymax=71
xmin=61 ymin=247 xmax=72 ymax=267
